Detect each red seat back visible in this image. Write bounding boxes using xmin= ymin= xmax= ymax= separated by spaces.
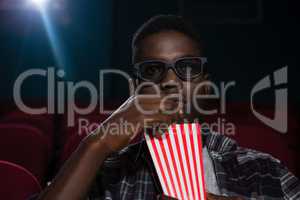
xmin=0 ymin=160 xmax=41 ymax=200
xmin=0 ymin=124 xmax=49 ymax=183
xmin=1 ymin=111 xmax=54 ymax=153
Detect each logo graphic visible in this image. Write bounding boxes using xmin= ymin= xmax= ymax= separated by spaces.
xmin=250 ymin=66 xmax=288 ymax=133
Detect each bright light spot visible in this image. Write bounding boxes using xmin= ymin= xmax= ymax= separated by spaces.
xmin=30 ymin=0 xmax=49 ymax=9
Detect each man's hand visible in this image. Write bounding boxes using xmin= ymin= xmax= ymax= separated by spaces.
xmin=92 ymin=94 xmax=183 ymax=153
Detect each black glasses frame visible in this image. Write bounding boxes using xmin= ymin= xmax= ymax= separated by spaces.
xmin=133 ymin=56 xmax=207 ymax=82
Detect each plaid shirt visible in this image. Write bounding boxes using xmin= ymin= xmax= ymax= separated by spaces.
xmin=88 ymin=130 xmax=300 ymax=200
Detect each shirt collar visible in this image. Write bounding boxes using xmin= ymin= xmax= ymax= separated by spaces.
xmin=203 ymin=131 xmax=237 ymax=153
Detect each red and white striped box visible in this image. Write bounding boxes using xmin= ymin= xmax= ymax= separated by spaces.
xmin=144 ymin=123 xmax=206 ymax=200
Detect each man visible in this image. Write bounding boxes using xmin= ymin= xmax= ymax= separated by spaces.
xmin=39 ymin=15 xmax=300 ymax=200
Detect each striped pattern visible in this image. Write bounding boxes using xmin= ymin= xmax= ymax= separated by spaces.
xmin=145 ymin=123 xmax=206 ymax=200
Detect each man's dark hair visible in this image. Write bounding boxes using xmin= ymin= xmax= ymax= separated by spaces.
xmin=132 ymin=15 xmax=202 ymax=51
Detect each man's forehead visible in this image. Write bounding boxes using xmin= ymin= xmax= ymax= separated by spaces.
xmin=133 ymin=31 xmax=201 ymax=63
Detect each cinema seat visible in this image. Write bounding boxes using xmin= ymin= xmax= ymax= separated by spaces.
xmin=0 ymin=124 xmax=49 ymax=184
xmin=0 ymin=160 xmax=41 ymax=200
xmin=1 ymin=111 xmax=54 ymax=153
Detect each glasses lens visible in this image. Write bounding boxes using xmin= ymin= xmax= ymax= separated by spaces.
xmin=138 ymin=61 xmax=166 ymax=82
xmin=175 ymin=58 xmax=203 ymax=79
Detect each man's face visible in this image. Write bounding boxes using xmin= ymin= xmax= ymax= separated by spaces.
xmin=133 ymin=30 xmax=207 ymax=120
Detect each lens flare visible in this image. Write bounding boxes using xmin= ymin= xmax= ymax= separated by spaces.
xmin=31 ymin=0 xmax=49 ymax=9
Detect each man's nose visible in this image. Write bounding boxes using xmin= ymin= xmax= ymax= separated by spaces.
xmin=159 ymin=69 xmax=181 ymax=93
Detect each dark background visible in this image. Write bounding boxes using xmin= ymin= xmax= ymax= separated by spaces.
xmin=0 ymin=0 xmax=299 ymax=107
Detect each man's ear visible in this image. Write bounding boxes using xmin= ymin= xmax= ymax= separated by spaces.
xmin=202 ymin=73 xmax=211 ymax=95
xmin=202 ymin=73 xmax=219 ymax=113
